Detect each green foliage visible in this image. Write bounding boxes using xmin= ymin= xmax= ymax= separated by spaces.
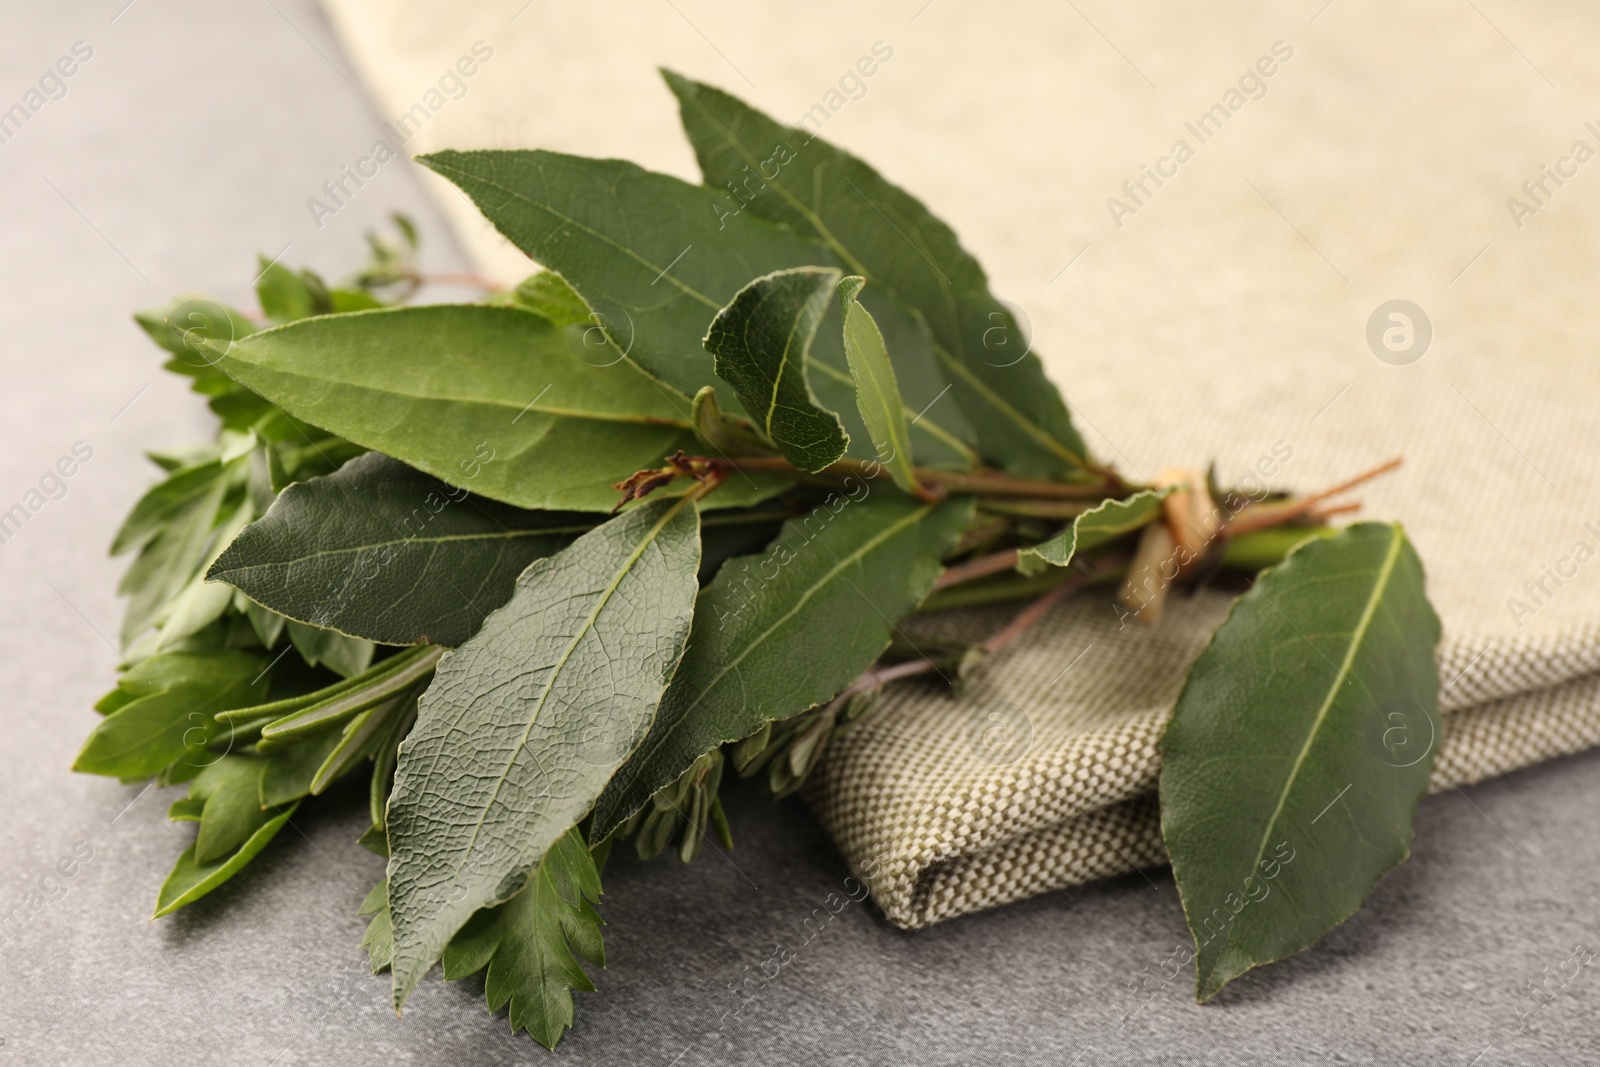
xmin=385 ymin=497 xmax=702 ymax=1009
xmin=664 ymin=70 xmax=1090 ymax=477
xmin=210 ymin=304 xmax=786 ymax=512
xmin=209 ymin=453 xmax=596 ymax=647
xmin=836 ymin=276 xmax=918 ymax=494
xmin=1159 ymin=523 xmax=1441 ymax=1000
xmin=704 ymin=267 xmax=850 ymax=472
xmin=1015 ymin=488 xmax=1171 ymax=576
xmin=590 ymin=494 xmax=972 ymax=842
xmin=74 ymin=73 xmax=1443 ymax=1048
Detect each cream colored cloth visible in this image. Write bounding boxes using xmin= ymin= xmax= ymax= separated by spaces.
xmin=321 ymin=0 xmax=1600 ymax=928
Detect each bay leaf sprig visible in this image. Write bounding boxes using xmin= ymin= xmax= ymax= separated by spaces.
xmin=73 ymin=74 xmax=1436 ymax=1049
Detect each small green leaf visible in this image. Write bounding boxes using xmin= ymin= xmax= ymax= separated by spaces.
xmin=256 ymin=259 xmax=318 ymax=323
xmin=1159 ymin=522 xmax=1441 ymax=1001
xmin=704 ymin=267 xmax=849 ymax=472
xmin=359 ymin=878 xmax=394 ymax=972
xmin=1015 ymin=488 xmax=1171 ymax=576
xmin=386 ymin=496 xmax=701 ymax=1010
xmin=73 ymin=651 xmax=267 ymax=779
xmin=152 ymin=801 xmax=298 ymax=917
xmin=592 ymin=493 xmax=971 ymax=841
xmin=209 ymin=453 xmax=597 ymax=647
xmin=184 ymin=756 xmax=273 ymax=865
xmin=837 ymin=277 xmax=918 ymax=494
xmin=440 ymin=828 xmax=606 ymax=1050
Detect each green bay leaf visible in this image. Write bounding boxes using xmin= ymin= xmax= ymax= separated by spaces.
xmin=1015 ymin=488 xmax=1171 ymax=576
xmin=212 ymin=304 xmax=784 ymax=513
xmin=665 ymin=71 xmax=1089 ymax=477
xmin=385 ymin=496 xmax=701 ymax=1010
xmin=837 ymin=276 xmax=918 ymax=493
xmin=209 ymin=453 xmax=597 ymax=647
xmin=1158 ymin=522 xmax=1441 ymax=1001
xmin=704 ymin=267 xmax=849 ymax=472
xmin=591 ymin=492 xmax=972 ymax=841
xmin=416 ymin=148 xmax=842 ymax=402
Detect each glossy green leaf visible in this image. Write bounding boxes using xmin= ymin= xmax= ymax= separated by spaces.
xmin=209 ymin=453 xmax=597 ymax=647
xmin=837 ymin=276 xmax=918 ymax=493
xmin=211 ymin=304 xmax=784 ymax=512
xmin=704 ymin=267 xmax=849 ymax=472
xmin=591 ymin=493 xmax=972 ymax=841
xmin=440 ymin=828 xmax=606 ymax=1050
xmin=386 ymin=496 xmax=701 ymax=1009
xmin=1015 ymin=489 xmax=1171 ymax=576
xmin=416 ymin=148 xmax=842 ymax=401
xmin=665 ymin=71 xmax=1089 ymax=476
xmin=1159 ymin=522 xmax=1441 ymax=1001
xmin=152 ymin=801 xmax=298 ymax=917
xmin=73 ymin=651 xmax=267 ymax=779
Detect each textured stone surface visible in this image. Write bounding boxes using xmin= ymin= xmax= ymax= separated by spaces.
xmin=2 ymin=2 xmax=1597 ymax=1063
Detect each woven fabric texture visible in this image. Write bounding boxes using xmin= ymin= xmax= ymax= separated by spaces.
xmin=319 ymin=0 xmax=1600 ymax=929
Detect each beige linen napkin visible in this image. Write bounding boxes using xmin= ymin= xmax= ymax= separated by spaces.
xmin=319 ymin=0 xmax=1600 ymax=928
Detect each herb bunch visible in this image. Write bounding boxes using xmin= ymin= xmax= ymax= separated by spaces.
xmin=75 ymin=72 xmax=1440 ymax=1047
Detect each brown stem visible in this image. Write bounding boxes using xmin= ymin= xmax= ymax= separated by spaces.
xmin=826 ymin=558 xmax=1115 ymax=711
xmin=717 ymin=456 xmax=1123 ymax=501
xmin=1225 ymin=457 xmax=1401 ymax=536
xmin=981 ymin=565 xmax=1103 ymax=655
xmin=932 ymin=548 xmax=1020 ymax=591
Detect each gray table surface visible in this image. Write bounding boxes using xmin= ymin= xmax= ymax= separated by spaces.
xmin=3 ymin=2 xmax=1598 ymax=1064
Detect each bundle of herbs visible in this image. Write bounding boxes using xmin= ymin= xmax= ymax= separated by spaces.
xmin=75 ymin=72 xmax=1436 ymax=1047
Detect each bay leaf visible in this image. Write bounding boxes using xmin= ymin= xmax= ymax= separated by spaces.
xmin=1014 ymin=488 xmax=1170 ymax=576
xmin=664 ymin=71 xmax=1089 ymax=477
xmin=209 ymin=453 xmax=598 ymax=647
xmin=704 ymin=267 xmax=849 ymax=472
xmin=211 ymin=304 xmax=785 ymax=512
xmin=416 ymin=148 xmax=841 ymax=402
xmin=837 ymin=276 xmax=918 ymax=493
xmin=1159 ymin=522 xmax=1441 ymax=1001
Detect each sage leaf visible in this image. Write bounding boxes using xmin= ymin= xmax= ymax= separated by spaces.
xmin=704 ymin=267 xmax=850 ymax=472
xmin=1015 ymin=488 xmax=1171 ymax=576
xmin=1159 ymin=522 xmax=1441 ymax=1001
xmin=212 ymin=305 xmax=785 ymax=512
xmin=837 ymin=277 xmax=918 ymax=493
xmin=440 ymin=828 xmax=606 ymax=1051
xmin=664 ymin=71 xmax=1089 ymax=476
xmin=209 ymin=453 xmax=596 ymax=647
xmin=153 ymin=801 xmax=298 ymax=918
xmin=386 ymin=496 xmax=701 ymax=1010
xmin=417 ymin=149 xmax=842 ymax=402
xmin=591 ymin=493 xmax=971 ymax=842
